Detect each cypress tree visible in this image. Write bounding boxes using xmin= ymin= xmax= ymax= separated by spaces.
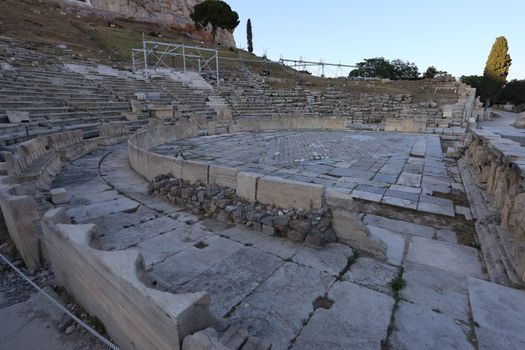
xmin=247 ymin=18 xmax=253 ymax=53
xmin=480 ymin=36 xmax=512 ymax=105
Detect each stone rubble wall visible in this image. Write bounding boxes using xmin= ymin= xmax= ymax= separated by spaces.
xmin=128 ymin=120 xmax=387 ymax=258
xmin=463 ymin=130 xmax=525 ymax=281
xmin=149 ymin=175 xmax=337 ymax=247
xmin=41 ymin=207 xmax=213 ymax=350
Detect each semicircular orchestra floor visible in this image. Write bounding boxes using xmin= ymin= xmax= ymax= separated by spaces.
xmin=153 ymin=130 xmax=458 ymax=215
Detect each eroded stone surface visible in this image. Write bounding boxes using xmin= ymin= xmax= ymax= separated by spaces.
xmin=390 ymin=301 xmax=474 ymax=350
xmin=468 ymin=277 xmax=525 ymax=350
xmin=406 ymin=237 xmax=483 ymax=278
xmin=291 ymin=281 xmax=394 ymax=350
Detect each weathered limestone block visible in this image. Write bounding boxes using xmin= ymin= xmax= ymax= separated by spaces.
xmin=0 ymin=184 xmax=41 ymax=270
xmin=50 ymin=187 xmax=70 ymax=204
xmin=325 ymin=190 xmax=386 ymax=259
xmin=257 ymin=176 xmax=323 ymax=209
xmin=209 ymin=165 xmax=238 ymax=189
xmin=151 ymin=106 xmax=173 ymax=120
xmin=236 ymin=172 xmax=260 ymax=202
xmin=130 ymin=99 xmax=141 ymax=113
xmin=182 ymin=328 xmax=229 ymax=350
xmin=42 ymin=208 xmax=213 ymax=350
xmin=6 ymin=110 xmax=30 ymax=123
xmin=182 ymin=160 xmax=209 ymax=185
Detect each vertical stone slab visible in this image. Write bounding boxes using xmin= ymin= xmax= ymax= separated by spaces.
xmin=182 ymin=160 xmax=209 ymax=185
xmin=236 ymin=172 xmax=260 ymax=202
xmin=257 ymin=176 xmax=323 ymax=209
xmin=0 ymin=185 xmax=41 ymax=270
xmin=209 ymin=165 xmax=238 ymax=189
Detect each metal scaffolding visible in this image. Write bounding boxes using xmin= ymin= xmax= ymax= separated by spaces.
xmin=131 ymin=41 xmax=220 ymax=85
xmin=279 ymin=58 xmax=359 ymax=78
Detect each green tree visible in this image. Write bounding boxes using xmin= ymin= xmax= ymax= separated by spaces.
xmin=391 ymin=59 xmax=419 ymax=80
xmin=423 ymin=66 xmax=438 ymax=79
xmin=460 ymin=75 xmax=483 ymax=91
xmin=190 ymin=0 xmax=240 ymax=40
xmin=480 ymin=36 xmax=512 ymax=105
xmin=495 ymin=79 xmax=525 ymax=106
xmin=246 ymin=18 xmax=253 ymax=53
xmin=350 ymin=57 xmax=419 ymax=80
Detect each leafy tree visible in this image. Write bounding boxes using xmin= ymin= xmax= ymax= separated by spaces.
xmin=479 ymin=36 xmax=512 ymax=105
xmin=190 ymin=0 xmax=240 ymax=40
xmin=391 ymin=59 xmax=419 ymax=80
xmin=460 ymin=75 xmax=483 ymax=91
xmin=495 ymin=79 xmax=525 ymax=106
xmin=349 ymin=57 xmax=419 ymax=80
xmin=247 ymin=18 xmax=253 ymax=53
xmin=423 ymin=66 xmax=438 ymax=79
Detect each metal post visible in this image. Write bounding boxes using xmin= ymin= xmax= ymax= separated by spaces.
xmin=131 ymin=50 xmax=135 ymax=72
xmin=143 ymin=40 xmax=148 ymax=78
xmin=182 ymin=46 xmax=186 ymax=73
xmin=215 ymin=49 xmax=219 ymax=86
xmin=198 ymin=58 xmax=201 ymax=73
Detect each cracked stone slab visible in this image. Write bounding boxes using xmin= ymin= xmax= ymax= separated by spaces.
xmin=401 ymin=262 xmax=469 ymax=321
xmin=389 ymin=301 xmax=475 ymax=350
xmin=363 ymin=214 xmax=435 ymax=239
xmin=100 ymin=215 xmax=188 ymax=250
xmin=176 ymin=246 xmax=283 ymax=317
xmin=66 ymin=197 xmax=140 ymax=223
xmin=406 ymin=237 xmax=483 ymax=278
xmin=468 ymin=277 xmax=525 ymax=350
xmin=152 ymin=235 xmax=244 ymax=287
xmin=291 ymin=281 xmax=394 ymax=350
xmin=292 ymin=243 xmax=353 ymax=276
xmin=344 ymin=257 xmax=399 ymax=296
xmin=228 ymin=262 xmax=334 ymax=350
xmin=396 ymin=172 xmax=422 ymax=187
xmin=135 ymin=225 xmax=214 ymax=266
xmin=87 ymin=205 xmax=157 ymax=234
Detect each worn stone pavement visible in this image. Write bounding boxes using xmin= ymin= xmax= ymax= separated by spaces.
xmin=48 ymin=142 xmax=525 ymax=350
xmin=154 ymin=131 xmax=462 ymax=217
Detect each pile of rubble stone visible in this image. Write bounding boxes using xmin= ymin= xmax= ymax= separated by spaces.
xmin=148 ymin=174 xmax=337 ymax=247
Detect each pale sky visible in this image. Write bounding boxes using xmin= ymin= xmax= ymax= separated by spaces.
xmin=227 ymin=0 xmax=524 ymax=79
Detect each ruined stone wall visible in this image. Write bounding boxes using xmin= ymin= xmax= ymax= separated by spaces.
xmin=463 ymin=130 xmax=525 ymax=281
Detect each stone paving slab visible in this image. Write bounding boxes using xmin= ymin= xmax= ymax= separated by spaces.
xmin=100 ymin=215 xmax=187 ymax=250
xmin=401 ymin=262 xmax=470 ymax=321
xmin=406 ymin=237 xmax=483 ymax=278
xmin=468 ymin=277 xmax=525 ymax=350
xmin=390 ymin=301 xmax=474 ymax=350
xmin=292 ymin=243 xmax=353 ymax=276
xmin=66 ymin=197 xmax=140 ymax=223
xmin=229 ymin=262 xmax=335 ymax=350
xmin=344 ymin=257 xmax=399 ymax=296
xmin=363 ymin=214 xmax=435 ymax=239
xmin=291 ymin=281 xmax=394 ymax=350
xmin=176 ymin=247 xmax=283 ymax=317
xmin=87 ymin=205 xmax=157 ymax=234
xmin=135 ymin=224 xmax=213 ymax=266
xmin=152 ymin=235 xmax=244 ymax=287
